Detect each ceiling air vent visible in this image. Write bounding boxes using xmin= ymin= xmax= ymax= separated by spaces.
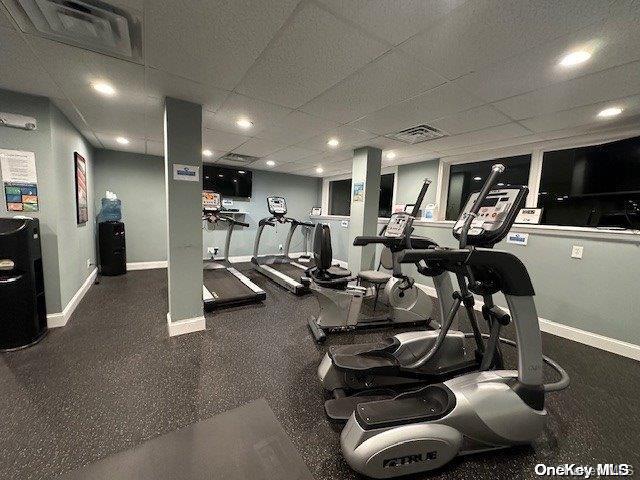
xmin=219 ymin=153 xmax=260 ymax=165
xmin=2 ymin=0 xmax=142 ymax=62
xmin=385 ymin=124 xmax=448 ymax=144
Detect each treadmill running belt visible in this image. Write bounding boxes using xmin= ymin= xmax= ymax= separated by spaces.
xmin=203 ymin=268 xmax=249 ymax=299
xmin=270 ymin=262 xmax=310 ymax=281
xmin=58 ymin=399 xmax=314 ymax=480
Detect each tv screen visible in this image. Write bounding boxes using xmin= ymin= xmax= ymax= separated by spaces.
xmin=203 ymin=165 xmax=252 ymax=198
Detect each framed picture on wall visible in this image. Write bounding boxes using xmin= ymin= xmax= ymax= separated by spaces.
xmin=74 ymin=152 xmax=88 ymax=224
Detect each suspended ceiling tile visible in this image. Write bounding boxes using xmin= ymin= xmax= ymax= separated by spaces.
xmin=401 ymin=0 xmax=619 ymax=80
xmin=231 ymin=137 xmax=286 ymax=157
xmin=236 ymin=2 xmax=388 ymax=108
xmin=300 ymin=50 xmax=447 ymax=123
xmin=428 ymin=105 xmax=512 ymax=135
xmin=202 ymin=129 xmax=250 ymax=153
xmin=145 ymin=0 xmax=299 ymax=89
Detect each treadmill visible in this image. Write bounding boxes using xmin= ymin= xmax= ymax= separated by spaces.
xmin=251 ymin=197 xmax=315 ymax=295
xmin=202 ymin=193 xmax=266 ymax=310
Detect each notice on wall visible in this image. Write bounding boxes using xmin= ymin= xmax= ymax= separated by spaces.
xmin=0 ymin=149 xmax=38 ymax=212
xmin=352 ymin=182 xmax=364 ymax=202
xmin=173 ymin=164 xmax=200 ymax=182
xmin=515 ymin=208 xmax=543 ymax=224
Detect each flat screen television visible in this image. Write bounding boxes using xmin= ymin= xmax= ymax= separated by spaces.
xmin=203 ymin=165 xmax=252 ymax=198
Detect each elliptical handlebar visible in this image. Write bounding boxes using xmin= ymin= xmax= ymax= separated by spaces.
xmin=458 ymin=164 xmax=505 ymax=250
xmin=409 ymin=178 xmax=431 ymax=218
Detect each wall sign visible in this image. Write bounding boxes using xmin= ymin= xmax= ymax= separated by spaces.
xmin=515 ymin=208 xmax=543 ymax=224
xmin=311 ymin=207 xmax=321 ymax=216
xmin=506 ymin=232 xmax=529 ymax=246
xmin=74 ymin=152 xmax=88 ymax=224
xmin=341 ymin=220 xmax=349 ymax=228
xmin=173 ymin=164 xmax=200 ymax=182
xmin=0 ymin=149 xmax=39 ymax=212
xmin=352 ymin=182 xmax=364 ymax=202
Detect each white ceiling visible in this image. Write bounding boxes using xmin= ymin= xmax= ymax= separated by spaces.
xmin=1 ymin=0 xmax=640 ymax=178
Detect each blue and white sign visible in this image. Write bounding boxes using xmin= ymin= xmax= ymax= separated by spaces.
xmin=173 ymin=164 xmax=200 ymax=182
xmin=506 ymin=232 xmax=529 ymax=246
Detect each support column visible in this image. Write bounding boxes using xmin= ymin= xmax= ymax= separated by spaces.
xmin=347 ymin=146 xmax=381 ymax=272
xmin=164 ymin=97 xmax=204 ymax=336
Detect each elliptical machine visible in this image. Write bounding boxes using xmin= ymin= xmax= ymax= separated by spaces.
xmin=338 ymin=165 xmax=570 ymax=478
xmin=304 ymin=180 xmax=459 ymax=343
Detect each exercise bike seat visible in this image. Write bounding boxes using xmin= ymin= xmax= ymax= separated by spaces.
xmin=354 ymin=384 xmax=456 ymax=430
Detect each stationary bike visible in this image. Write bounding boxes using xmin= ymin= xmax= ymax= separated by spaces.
xmin=303 ymin=179 xmax=459 ymax=343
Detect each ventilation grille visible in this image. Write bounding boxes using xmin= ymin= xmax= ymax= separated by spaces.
xmin=219 ymin=153 xmax=260 ymax=165
xmin=3 ymin=0 xmax=142 ymax=62
xmin=385 ymin=124 xmax=448 ymax=144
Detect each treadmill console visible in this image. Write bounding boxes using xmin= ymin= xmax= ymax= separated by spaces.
xmin=203 ymin=191 xmax=221 ymax=212
xmin=384 ymin=213 xmax=413 ymax=238
xmin=453 ymin=186 xmax=528 ymax=246
xmin=267 ymin=196 xmax=287 ymax=215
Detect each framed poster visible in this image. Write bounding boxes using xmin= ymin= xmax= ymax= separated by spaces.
xmin=74 ymin=152 xmax=88 ymax=224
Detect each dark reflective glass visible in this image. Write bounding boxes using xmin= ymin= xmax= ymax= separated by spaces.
xmin=445 ymin=155 xmax=531 ymax=220
xmin=329 ymin=174 xmax=395 ymax=217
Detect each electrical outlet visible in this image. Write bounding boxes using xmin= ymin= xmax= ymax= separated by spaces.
xmin=278 ymin=244 xmax=283 ymax=252
xmin=207 ymin=247 xmax=215 ymax=255
xmin=571 ymin=245 xmax=583 ymax=259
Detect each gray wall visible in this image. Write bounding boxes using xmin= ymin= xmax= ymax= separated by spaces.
xmin=317 ymin=156 xmax=640 ymax=346
xmin=93 ymin=151 xmax=322 ymax=262
xmin=94 ymin=150 xmax=167 ymax=263
xmin=0 ymin=89 xmax=95 ymax=313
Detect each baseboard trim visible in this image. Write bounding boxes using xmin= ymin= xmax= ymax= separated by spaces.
xmin=47 ymin=268 xmax=98 ymax=328
xmin=166 ymin=313 xmax=206 ymax=337
xmin=421 ymin=285 xmax=639 ymax=361
xmin=127 ymin=261 xmax=168 ymax=270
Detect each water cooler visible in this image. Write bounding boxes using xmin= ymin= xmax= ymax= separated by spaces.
xmin=0 ymin=217 xmax=48 ymax=351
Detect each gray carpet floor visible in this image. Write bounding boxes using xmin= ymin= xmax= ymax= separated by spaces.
xmin=1 ymin=265 xmax=639 ymax=480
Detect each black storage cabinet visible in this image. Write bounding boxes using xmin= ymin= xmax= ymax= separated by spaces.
xmin=0 ymin=217 xmax=48 ymax=351
xmin=99 ymin=221 xmax=126 ymax=276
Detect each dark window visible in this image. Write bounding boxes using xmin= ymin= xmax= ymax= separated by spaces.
xmin=445 ymin=155 xmax=531 ymax=220
xmin=539 ymin=136 xmax=640 ymax=229
xmin=329 ymin=174 xmax=395 ymax=217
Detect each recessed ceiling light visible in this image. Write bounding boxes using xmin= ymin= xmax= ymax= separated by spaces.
xmin=238 ymin=170 xmax=246 ymax=174
xmin=473 ymin=176 xmax=482 ymax=181
xmin=316 ymin=167 xmax=324 ymax=174
xmin=218 ymin=174 xmax=224 ymax=178
xmin=116 ymin=137 xmax=129 ymax=145
xmin=597 ymin=106 xmax=623 ymax=118
xmin=497 ymin=182 xmax=505 ymax=186
xmin=202 ymin=149 xmax=213 ymax=157
xmin=266 ymin=160 xmax=275 ymax=167
xmin=327 ymin=138 xmax=340 ymax=147
xmin=236 ymin=118 xmax=253 ymax=129
xmin=386 ymin=151 xmax=396 ymax=159
xmin=559 ymin=50 xmax=591 ymax=67
xmin=92 ymin=81 xmax=116 ymax=96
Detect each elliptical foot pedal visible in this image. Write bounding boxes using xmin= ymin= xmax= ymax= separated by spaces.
xmin=324 ymin=391 xmax=396 ymax=422
xmin=307 ymin=317 xmax=326 ymax=343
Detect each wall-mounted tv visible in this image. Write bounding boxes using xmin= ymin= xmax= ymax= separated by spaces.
xmin=203 ymin=165 xmax=252 ymax=198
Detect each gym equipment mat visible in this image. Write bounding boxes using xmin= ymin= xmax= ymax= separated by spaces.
xmin=57 ymin=399 xmax=313 ymax=480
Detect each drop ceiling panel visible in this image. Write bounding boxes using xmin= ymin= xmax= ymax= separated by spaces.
xmin=273 ymin=110 xmax=341 ymax=135
xmin=236 ymin=2 xmax=388 ymax=108
xmin=300 ymin=50 xmax=446 ymax=123
xmin=401 ymin=0 xmax=618 ymax=80
xmin=349 ymin=82 xmax=484 ymax=135
xmin=297 ymin=126 xmax=376 ymax=152
xmin=144 ymin=97 xmax=164 ymax=142
xmin=201 ymin=129 xmax=250 ymax=153
xmin=262 ymin=146 xmax=319 ymax=164
xmin=203 ymin=93 xmax=292 ymax=135
xmin=317 ymin=0 xmax=468 ymax=45
xmin=428 ymin=106 xmax=512 ymax=135
xmin=1 ymin=4 xmax=14 ymax=28
xmin=96 ymin=133 xmax=145 ymax=153
xmin=364 ymin=136 xmax=411 ymax=152
xmin=493 ymin=60 xmax=640 ymax=119
xmin=145 ymin=0 xmax=299 ymax=89
xmin=51 ymin=97 xmax=97 ymax=144
xmin=457 ymin=11 xmax=640 ymax=103
xmin=80 ymin=102 xmax=147 ymax=138
xmin=0 ymin=28 xmax=63 ymax=98
xmin=27 ymin=36 xmax=146 ymax=105
xmin=425 ymin=122 xmax=532 ymax=152
xmin=146 ymin=68 xmax=230 ymax=113
xmin=520 ymin=95 xmax=640 ymax=133
xmin=231 ymin=137 xmax=285 ymax=157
